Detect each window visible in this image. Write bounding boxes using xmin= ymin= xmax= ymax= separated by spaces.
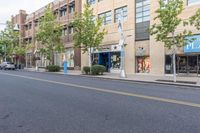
xmin=34 ymin=20 xmax=38 ymax=27
xmin=188 ymin=0 xmax=200 ymax=5
xmin=135 ymin=0 xmax=150 ymax=40
xmin=69 ymin=2 xmax=75 ymax=13
xmin=98 ymin=11 xmax=112 ymax=25
xmin=136 ymin=0 xmax=150 ymax=23
xmin=60 ymin=9 xmax=67 ymax=17
xmin=87 ymin=0 xmax=96 ymax=5
xmin=28 ymin=23 xmax=32 ymax=29
xmin=62 ymin=27 xmax=68 ymax=36
xmin=68 ymin=26 xmax=74 ymax=34
xmin=114 ymin=6 xmax=128 ymax=23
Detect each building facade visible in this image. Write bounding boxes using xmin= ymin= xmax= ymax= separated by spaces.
xmin=81 ymin=0 xmax=200 ymax=76
xmin=12 ymin=0 xmax=82 ymax=69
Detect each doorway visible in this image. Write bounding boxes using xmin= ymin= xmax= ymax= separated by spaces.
xmin=98 ymin=52 xmax=111 ymax=71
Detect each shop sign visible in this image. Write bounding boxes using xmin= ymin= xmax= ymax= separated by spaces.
xmin=184 ymin=35 xmax=200 ymax=53
xmin=136 ymin=47 xmax=146 ymax=56
xmin=111 ymin=44 xmax=121 ymax=51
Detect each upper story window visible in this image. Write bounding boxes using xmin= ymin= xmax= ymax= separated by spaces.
xmin=114 ymin=6 xmax=128 ymax=23
xmin=28 ymin=22 xmax=32 ymax=29
xmin=60 ymin=9 xmax=67 ymax=17
xmin=24 ymin=25 xmax=28 ymax=31
xmin=69 ymin=2 xmax=75 ymax=13
xmin=87 ymin=0 xmax=96 ymax=5
xmin=68 ymin=26 xmax=74 ymax=34
xmin=98 ymin=11 xmax=112 ymax=25
xmin=59 ymin=6 xmax=67 ymax=17
xmin=136 ymin=0 xmax=150 ymax=23
xmin=62 ymin=27 xmax=68 ymax=36
xmin=34 ymin=20 xmax=39 ymax=27
xmin=188 ymin=0 xmax=200 ymax=5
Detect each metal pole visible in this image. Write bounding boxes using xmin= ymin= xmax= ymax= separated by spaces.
xmin=4 ymin=45 xmax=6 ymax=62
xmin=120 ymin=44 xmax=126 ymax=78
xmin=118 ymin=17 xmax=127 ymax=78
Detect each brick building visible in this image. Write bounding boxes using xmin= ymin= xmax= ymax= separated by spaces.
xmin=12 ymin=0 xmax=82 ymax=69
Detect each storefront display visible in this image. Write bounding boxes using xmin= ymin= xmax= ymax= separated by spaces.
xmin=165 ymin=55 xmax=200 ymax=74
xmin=111 ymin=52 xmax=121 ymax=70
xmin=136 ymin=56 xmax=150 ymax=73
xmin=91 ymin=44 xmax=121 ymax=72
xmin=65 ymin=48 xmax=74 ymax=68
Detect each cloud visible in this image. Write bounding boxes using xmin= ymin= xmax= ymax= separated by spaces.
xmin=0 ymin=0 xmax=54 ymax=31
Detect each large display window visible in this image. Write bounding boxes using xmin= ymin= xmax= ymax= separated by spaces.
xmin=136 ymin=56 xmax=150 ymax=73
xmin=111 ymin=52 xmax=121 ymax=70
xmin=165 ymin=55 xmax=200 ymax=74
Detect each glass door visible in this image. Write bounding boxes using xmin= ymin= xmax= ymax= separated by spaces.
xmin=177 ymin=56 xmax=187 ymax=73
xmin=188 ymin=56 xmax=198 ymax=74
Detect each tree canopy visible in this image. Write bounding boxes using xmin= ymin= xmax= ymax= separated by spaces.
xmin=149 ymin=0 xmax=192 ymax=49
xmin=36 ymin=7 xmax=64 ymax=65
xmin=72 ymin=4 xmax=107 ymax=53
xmin=0 ymin=21 xmax=19 ymax=61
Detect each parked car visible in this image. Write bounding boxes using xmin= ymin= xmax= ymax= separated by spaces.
xmin=0 ymin=62 xmax=15 ymax=70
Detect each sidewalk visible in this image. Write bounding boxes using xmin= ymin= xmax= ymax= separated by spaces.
xmin=23 ymin=67 xmax=200 ymax=88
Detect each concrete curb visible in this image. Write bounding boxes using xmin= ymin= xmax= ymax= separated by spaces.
xmin=73 ymin=75 xmax=200 ymax=89
xmin=22 ymin=69 xmax=200 ymax=89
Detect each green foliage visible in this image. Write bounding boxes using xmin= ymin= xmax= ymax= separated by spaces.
xmin=13 ymin=46 xmax=26 ymax=56
xmin=72 ymin=4 xmax=107 ymax=53
xmin=36 ymin=7 xmax=64 ymax=65
xmin=190 ymin=9 xmax=200 ymax=30
xmin=46 ymin=65 xmax=60 ymax=72
xmin=82 ymin=66 xmax=90 ymax=74
xmin=91 ymin=65 xmax=106 ymax=75
xmin=149 ymin=0 xmax=192 ymax=49
xmin=0 ymin=21 xmax=19 ymax=60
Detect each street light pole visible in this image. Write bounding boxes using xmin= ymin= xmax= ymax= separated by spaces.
xmin=4 ymin=45 xmax=6 ymax=62
xmin=118 ymin=18 xmax=126 ymax=78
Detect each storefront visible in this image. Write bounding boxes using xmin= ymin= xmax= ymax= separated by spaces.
xmin=135 ymin=43 xmax=150 ymax=73
xmin=54 ymin=48 xmax=75 ymax=68
xmin=91 ymin=44 xmax=121 ymax=72
xmin=165 ymin=35 xmax=200 ymax=75
xmin=136 ymin=56 xmax=150 ymax=73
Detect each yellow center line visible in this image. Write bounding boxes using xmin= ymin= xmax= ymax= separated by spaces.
xmin=1 ymin=72 xmax=200 ymax=108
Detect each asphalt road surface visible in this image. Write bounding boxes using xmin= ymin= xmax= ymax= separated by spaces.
xmin=0 ymin=70 xmax=200 ymax=133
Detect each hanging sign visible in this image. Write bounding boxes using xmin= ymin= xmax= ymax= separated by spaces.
xmin=184 ymin=35 xmax=200 ymax=53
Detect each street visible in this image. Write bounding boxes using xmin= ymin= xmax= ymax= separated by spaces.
xmin=0 ymin=70 xmax=200 ymax=133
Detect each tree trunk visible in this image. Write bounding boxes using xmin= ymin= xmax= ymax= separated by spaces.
xmin=50 ymin=49 xmax=54 ymax=65
xmin=89 ymin=47 xmax=92 ymax=74
xmin=172 ymin=52 xmax=176 ymax=82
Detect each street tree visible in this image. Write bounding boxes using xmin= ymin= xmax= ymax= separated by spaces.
xmin=36 ymin=7 xmax=64 ymax=65
xmin=149 ymin=0 xmax=193 ymax=82
xmin=190 ymin=9 xmax=200 ymax=30
xmin=72 ymin=4 xmax=107 ymax=68
xmin=0 ymin=21 xmax=19 ymax=62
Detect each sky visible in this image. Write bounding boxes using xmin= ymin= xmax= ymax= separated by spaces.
xmin=0 ymin=0 xmax=54 ymax=31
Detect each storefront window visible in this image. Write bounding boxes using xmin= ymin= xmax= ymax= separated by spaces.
xmin=165 ymin=55 xmax=173 ymax=74
xmin=92 ymin=53 xmax=98 ymax=65
xmin=65 ymin=48 xmax=74 ymax=67
xmin=136 ymin=56 xmax=150 ymax=73
xmin=111 ymin=52 xmax=121 ymax=70
xmin=165 ymin=55 xmax=200 ymax=74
